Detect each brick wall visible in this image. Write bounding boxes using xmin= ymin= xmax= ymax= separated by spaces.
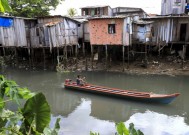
xmin=89 ymin=18 xmax=124 ymax=45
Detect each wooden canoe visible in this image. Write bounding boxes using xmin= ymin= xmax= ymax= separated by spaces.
xmin=64 ymin=79 xmax=180 ymax=104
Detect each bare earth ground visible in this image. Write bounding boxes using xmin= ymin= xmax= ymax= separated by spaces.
xmin=75 ymin=56 xmax=189 ymax=76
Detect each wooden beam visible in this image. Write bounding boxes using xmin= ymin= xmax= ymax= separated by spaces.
xmin=122 ymin=45 xmax=125 ymax=72
xmin=105 ymin=45 xmax=108 ymax=70
xmin=91 ymin=45 xmax=93 ymax=70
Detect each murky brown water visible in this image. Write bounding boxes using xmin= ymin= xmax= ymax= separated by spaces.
xmin=1 ymin=68 xmax=189 ymax=135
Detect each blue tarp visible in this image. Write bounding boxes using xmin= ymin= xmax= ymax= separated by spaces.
xmin=0 ymin=17 xmax=13 ymax=27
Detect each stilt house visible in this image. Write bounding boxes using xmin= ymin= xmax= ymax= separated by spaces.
xmin=31 ymin=16 xmax=79 ymax=49
xmin=0 ymin=16 xmax=36 ymax=47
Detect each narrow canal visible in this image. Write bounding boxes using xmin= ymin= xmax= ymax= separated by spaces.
xmin=1 ymin=68 xmax=189 ymax=135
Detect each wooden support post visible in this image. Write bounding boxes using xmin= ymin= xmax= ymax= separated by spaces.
xmin=83 ymin=42 xmax=85 ymax=57
xmin=85 ymin=57 xmax=88 ymax=71
xmin=182 ymin=44 xmax=186 ymax=69
xmin=122 ymin=45 xmax=125 ymax=72
xmin=127 ymin=46 xmax=130 ymax=69
xmin=105 ymin=45 xmax=108 ymax=70
xmin=65 ymin=45 xmax=68 ymax=69
xmin=76 ymin=45 xmax=78 ymax=69
xmin=145 ymin=43 xmax=147 ymax=68
xmin=65 ymin=44 xmax=68 ymax=60
xmin=91 ymin=45 xmax=93 ymax=70
xmin=28 ymin=47 xmax=31 ymax=70
xmin=158 ymin=42 xmax=160 ymax=56
xmin=84 ymin=43 xmax=88 ymax=70
xmin=57 ymin=47 xmax=59 ymax=57
xmin=3 ymin=47 xmax=5 ymax=56
xmin=31 ymin=48 xmax=34 ymax=69
xmin=56 ymin=47 xmax=59 ymax=69
xmin=43 ymin=48 xmax=46 ymax=70
xmin=15 ymin=47 xmax=18 ymax=67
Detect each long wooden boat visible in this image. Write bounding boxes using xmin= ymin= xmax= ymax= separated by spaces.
xmin=64 ymin=79 xmax=180 ymax=104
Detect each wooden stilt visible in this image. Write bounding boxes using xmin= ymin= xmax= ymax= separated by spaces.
xmin=57 ymin=47 xmax=59 ymax=65
xmin=15 ymin=47 xmax=18 ymax=67
xmin=83 ymin=43 xmax=87 ymax=70
xmin=71 ymin=45 xmax=73 ymax=56
xmin=83 ymin=42 xmax=85 ymax=57
xmin=145 ymin=43 xmax=147 ymax=68
xmin=182 ymin=44 xmax=186 ymax=69
xmin=122 ymin=45 xmax=125 ymax=72
xmin=158 ymin=42 xmax=160 ymax=56
xmin=65 ymin=45 xmax=68 ymax=69
xmin=85 ymin=57 xmax=88 ymax=71
xmin=51 ymin=48 xmax=54 ymax=66
xmin=76 ymin=45 xmax=78 ymax=69
xmin=43 ymin=48 xmax=46 ymax=70
xmin=3 ymin=47 xmax=5 ymax=56
xmin=105 ymin=45 xmax=108 ymax=70
xmin=57 ymin=47 xmax=59 ymax=57
xmin=91 ymin=45 xmax=93 ymax=70
xmin=65 ymin=44 xmax=68 ymax=60
xmin=28 ymin=47 xmax=31 ymax=70
xmin=127 ymin=46 xmax=129 ymax=69
xmin=31 ymin=48 xmax=34 ymax=69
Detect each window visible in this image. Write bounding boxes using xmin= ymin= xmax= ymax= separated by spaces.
xmin=108 ymin=24 xmax=116 ymax=34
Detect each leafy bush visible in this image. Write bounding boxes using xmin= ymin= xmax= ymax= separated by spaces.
xmin=0 ymin=75 xmax=60 ymax=135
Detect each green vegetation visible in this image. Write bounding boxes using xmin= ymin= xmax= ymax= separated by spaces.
xmin=90 ymin=122 xmax=144 ymax=135
xmin=67 ymin=8 xmax=77 ymax=17
xmin=9 ymin=0 xmax=64 ymax=17
xmin=0 ymin=0 xmax=11 ymax=13
xmin=1 ymin=0 xmax=63 ymax=17
xmin=116 ymin=122 xmax=144 ymax=135
xmin=0 ymin=75 xmax=60 ymax=134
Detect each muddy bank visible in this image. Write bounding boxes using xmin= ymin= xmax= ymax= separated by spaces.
xmin=1 ymin=54 xmax=189 ymax=76
xmin=72 ymin=55 xmax=189 ymax=76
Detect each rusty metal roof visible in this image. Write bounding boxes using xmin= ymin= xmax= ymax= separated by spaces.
xmin=44 ymin=21 xmax=61 ymax=26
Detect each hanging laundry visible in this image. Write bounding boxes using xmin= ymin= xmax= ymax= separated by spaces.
xmin=0 ymin=17 xmax=13 ymax=27
xmin=185 ymin=4 xmax=189 ymax=9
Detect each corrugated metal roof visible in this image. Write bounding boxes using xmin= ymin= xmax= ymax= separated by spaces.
xmin=44 ymin=21 xmax=60 ymax=26
xmin=113 ymin=7 xmax=143 ymax=11
xmin=88 ymin=15 xmax=126 ymax=20
xmin=0 ymin=15 xmax=36 ymax=20
xmin=133 ymin=20 xmax=154 ymax=25
xmin=143 ymin=15 xmax=189 ymax=20
xmin=37 ymin=15 xmax=80 ymax=23
xmin=80 ymin=5 xmax=110 ymax=9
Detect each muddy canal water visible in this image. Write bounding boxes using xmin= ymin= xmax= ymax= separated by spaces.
xmin=1 ymin=68 xmax=189 ymax=135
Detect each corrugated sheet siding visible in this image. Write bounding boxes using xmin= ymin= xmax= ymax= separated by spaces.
xmin=161 ymin=0 xmax=186 ymax=15
xmin=84 ymin=22 xmax=90 ymax=42
xmin=151 ymin=18 xmax=189 ymax=43
xmin=0 ymin=18 xmax=27 ymax=47
xmin=30 ymin=17 xmax=78 ymax=47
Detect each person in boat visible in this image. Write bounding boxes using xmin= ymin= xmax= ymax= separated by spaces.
xmin=76 ymin=75 xmax=86 ymax=86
